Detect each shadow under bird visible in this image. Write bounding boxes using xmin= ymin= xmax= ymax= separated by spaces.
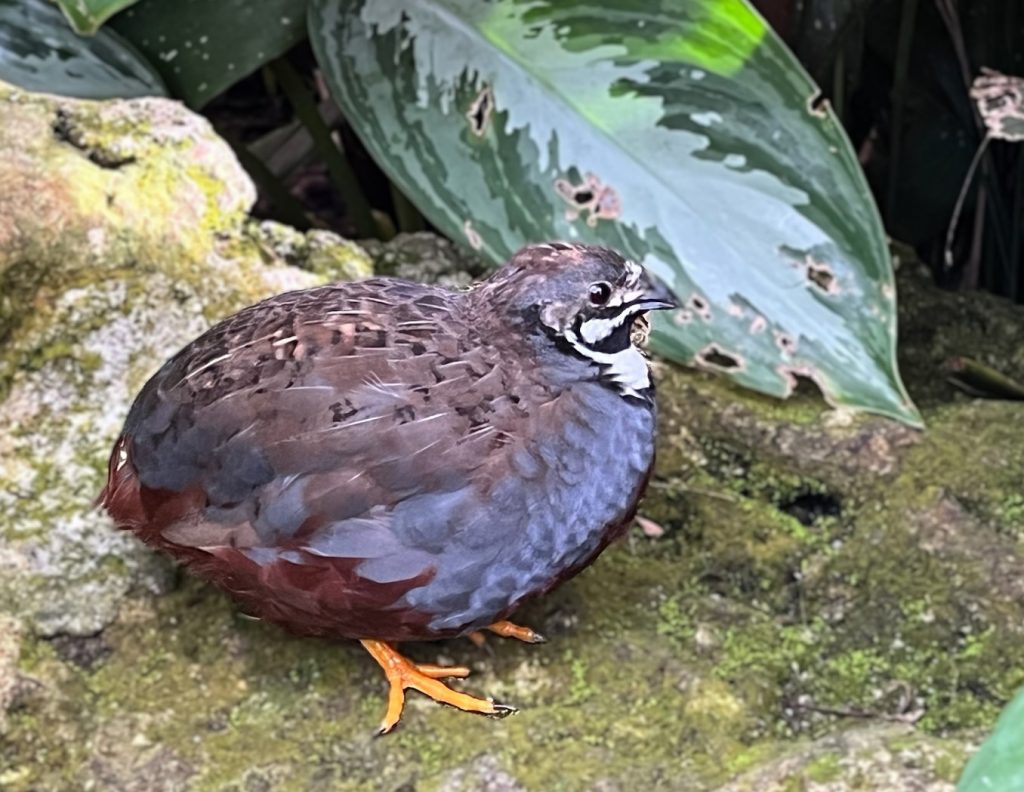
xmin=100 ymin=242 xmax=676 ymax=733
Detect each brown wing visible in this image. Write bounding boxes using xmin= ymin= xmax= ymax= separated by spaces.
xmin=101 ymin=277 xmax=543 ymax=554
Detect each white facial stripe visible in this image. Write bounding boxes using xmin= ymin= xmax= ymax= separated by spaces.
xmin=565 ymin=328 xmax=651 ymax=397
xmin=579 ymin=300 xmax=648 ymax=344
xmin=605 ymin=285 xmax=646 ymax=310
xmin=579 ymin=315 xmax=621 ymax=344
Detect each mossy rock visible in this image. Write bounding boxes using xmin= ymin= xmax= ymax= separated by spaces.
xmin=2 ymin=84 xmax=1022 ymax=790
xmin=0 ymin=81 xmax=371 ymax=639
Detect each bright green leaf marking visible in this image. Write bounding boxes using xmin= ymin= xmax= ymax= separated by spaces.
xmin=631 ymin=1 xmax=766 ymax=75
xmin=55 ymin=0 xmax=140 ymax=35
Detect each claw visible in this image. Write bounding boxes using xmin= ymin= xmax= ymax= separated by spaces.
xmin=361 ymin=639 xmax=509 ymax=734
xmin=487 ymin=620 xmax=547 ymax=644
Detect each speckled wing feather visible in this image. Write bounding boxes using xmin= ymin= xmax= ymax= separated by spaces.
xmin=103 ymin=278 xmax=551 ymax=636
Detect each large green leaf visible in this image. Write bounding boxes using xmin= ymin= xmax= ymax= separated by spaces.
xmin=109 ymin=0 xmax=308 ymax=107
xmin=310 ymin=0 xmax=921 ymax=425
xmin=957 ymin=688 xmax=1024 ymax=791
xmin=55 ymin=0 xmax=140 ymax=35
xmin=0 ymin=0 xmax=165 ymax=99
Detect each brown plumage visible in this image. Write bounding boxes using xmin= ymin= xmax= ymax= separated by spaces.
xmin=101 ymin=242 xmax=676 ymax=731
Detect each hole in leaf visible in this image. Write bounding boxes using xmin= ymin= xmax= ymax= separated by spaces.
xmin=775 ymin=332 xmax=797 ymax=354
xmin=696 ymin=344 xmax=742 ymax=371
xmin=778 ymin=365 xmax=831 ymax=404
xmin=554 ymin=172 xmax=621 ymax=226
xmin=466 ymin=84 xmax=493 ymax=136
xmin=790 ymin=374 xmax=820 ymax=397
xmin=807 ymin=91 xmax=829 ymax=117
xmin=806 ymin=262 xmax=838 ymax=294
xmin=687 ymin=293 xmax=712 ymax=321
xmin=780 ymin=245 xmax=840 ymax=295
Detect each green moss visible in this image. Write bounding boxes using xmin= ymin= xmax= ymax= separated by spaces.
xmin=656 ymin=594 xmax=696 ymax=645
xmin=6 ymin=331 xmax=1021 ymax=787
xmin=564 ymin=650 xmax=593 ymax=705
xmin=303 ymin=231 xmax=374 ymax=282
xmin=804 ymin=752 xmax=842 ymax=782
xmin=3 ymin=548 xmax=780 ymax=790
xmin=932 ymin=746 xmax=969 ymax=783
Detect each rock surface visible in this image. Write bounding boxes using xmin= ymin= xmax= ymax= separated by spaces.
xmin=0 ymin=80 xmax=370 ymax=640
xmin=1 ymin=83 xmax=1021 ymax=791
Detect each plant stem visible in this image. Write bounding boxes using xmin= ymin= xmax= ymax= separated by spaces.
xmin=269 ymin=57 xmax=379 ymax=239
xmin=934 ymin=0 xmax=1014 ymax=291
xmin=227 ymin=137 xmax=311 ymax=232
xmin=945 ymin=135 xmax=989 ymax=271
xmin=1011 ymin=150 xmax=1024 ymax=301
xmin=390 ymin=183 xmax=426 ymax=233
xmin=886 ymin=0 xmax=919 ymax=224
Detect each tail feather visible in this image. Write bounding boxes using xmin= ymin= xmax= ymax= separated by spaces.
xmin=97 ymin=435 xmax=147 ymax=529
xmin=98 ymin=434 xmax=224 ymax=556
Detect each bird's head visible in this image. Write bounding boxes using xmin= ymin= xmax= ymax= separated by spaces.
xmin=477 ymin=242 xmax=677 ymax=397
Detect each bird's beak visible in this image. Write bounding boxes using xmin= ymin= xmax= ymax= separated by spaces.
xmin=637 ymin=273 xmax=677 ymax=311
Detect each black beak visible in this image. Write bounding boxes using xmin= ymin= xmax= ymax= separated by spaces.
xmin=638 ymin=273 xmax=677 ymax=311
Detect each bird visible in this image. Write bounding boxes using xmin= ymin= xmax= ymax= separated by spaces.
xmin=99 ymin=242 xmax=676 ymax=733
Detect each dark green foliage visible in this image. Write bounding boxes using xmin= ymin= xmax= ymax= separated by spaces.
xmin=109 ymin=0 xmax=308 ymax=107
xmin=764 ymin=0 xmax=1024 ymax=301
xmin=0 ymin=0 xmax=165 ymax=99
xmin=54 ymin=0 xmax=139 ymax=34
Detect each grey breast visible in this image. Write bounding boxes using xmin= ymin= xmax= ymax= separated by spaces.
xmin=398 ymin=381 xmax=656 ymax=632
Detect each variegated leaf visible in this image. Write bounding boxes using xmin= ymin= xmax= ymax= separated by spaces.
xmin=957 ymin=687 xmax=1024 ymax=791
xmin=310 ymin=0 xmax=920 ymax=425
xmin=0 ymin=0 xmax=165 ymax=99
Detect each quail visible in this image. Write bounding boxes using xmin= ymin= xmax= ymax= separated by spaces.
xmin=100 ymin=242 xmax=676 ymax=732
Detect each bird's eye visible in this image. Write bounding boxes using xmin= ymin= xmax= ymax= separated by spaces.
xmin=588 ymin=281 xmax=613 ymax=306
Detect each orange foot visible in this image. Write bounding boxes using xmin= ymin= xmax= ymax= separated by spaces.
xmin=468 ymin=619 xmax=547 ymax=648
xmin=360 ymin=639 xmax=516 ymax=734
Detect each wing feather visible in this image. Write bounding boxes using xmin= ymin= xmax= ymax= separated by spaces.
xmin=108 ymin=278 xmax=541 ymax=573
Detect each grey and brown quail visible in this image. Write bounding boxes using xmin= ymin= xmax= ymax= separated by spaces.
xmin=100 ymin=242 xmax=676 ymax=732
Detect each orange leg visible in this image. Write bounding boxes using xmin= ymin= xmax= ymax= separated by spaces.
xmin=468 ymin=620 xmax=547 ymax=646
xmin=360 ymin=639 xmax=515 ymax=735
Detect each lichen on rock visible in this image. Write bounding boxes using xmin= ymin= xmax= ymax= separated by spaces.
xmin=0 ymin=80 xmax=370 ymax=638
